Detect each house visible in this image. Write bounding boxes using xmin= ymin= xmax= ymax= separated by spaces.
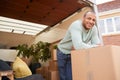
xmin=0 ymin=1 xmax=120 ymax=80
xmin=97 ymin=0 xmax=120 ymax=45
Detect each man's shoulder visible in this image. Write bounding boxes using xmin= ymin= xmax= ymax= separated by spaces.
xmin=72 ymin=20 xmax=81 ymax=24
xmin=70 ymin=20 xmax=82 ymax=28
xmin=68 ymin=20 xmax=82 ymax=31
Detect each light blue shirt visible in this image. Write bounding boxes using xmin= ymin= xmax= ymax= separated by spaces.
xmin=58 ymin=20 xmax=100 ymax=54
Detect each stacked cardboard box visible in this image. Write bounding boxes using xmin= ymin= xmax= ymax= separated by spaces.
xmin=71 ymin=45 xmax=120 ymax=80
xmin=51 ymin=49 xmax=57 ymax=60
xmin=48 ymin=49 xmax=60 ymax=80
xmin=48 ymin=70 xmax=59 ymax=80
xmin=49 ymin=60 xmax=58 ymax=71
xmin=36 ymin=66 xmax=49 ymax=80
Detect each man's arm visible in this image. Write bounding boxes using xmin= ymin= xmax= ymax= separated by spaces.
xmin=70 ymin=21 xmax=99 ymax=50
xmin=91 ymin=26 xmax=102 ymax=45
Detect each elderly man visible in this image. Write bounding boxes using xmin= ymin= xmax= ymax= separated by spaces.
xmin=57 ymin=11 xmax=102 ymax=80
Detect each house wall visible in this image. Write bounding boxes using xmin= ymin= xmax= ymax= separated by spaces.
xmin=99 ymin=11 xmax=120 ymax=19
xmin=97 ymin=0 xmax=120 ymax=12
xmin=99 ymin=11 xmax=120 ymax=46
xmin=0 ymin=31 xmax=35 ymax=48
xmin=102 ymin=34 xmax=120 ymax=46
xmin=98 ymin=0 xmax=120 ymax=46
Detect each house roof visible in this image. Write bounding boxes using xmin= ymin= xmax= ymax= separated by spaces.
xmin=0 ymin=0 xmax=91 ymax=35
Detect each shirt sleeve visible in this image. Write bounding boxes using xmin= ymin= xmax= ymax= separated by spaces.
xmin=69 ymin=21 xmax=99 ymax=49
xmin=91 ymin=26 xmax=101 ymax=44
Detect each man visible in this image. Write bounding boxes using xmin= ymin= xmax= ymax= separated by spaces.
xmin=0 ymin=59 xmax=12 ymax=80
xmin=57 ymin=11 xmax=102 ymax=80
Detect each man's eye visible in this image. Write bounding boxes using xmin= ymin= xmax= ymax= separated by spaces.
xmin=87 ymin=18 xmax=91 ymax=20
xmin=92 ymin=19 xmax=96 ymax=22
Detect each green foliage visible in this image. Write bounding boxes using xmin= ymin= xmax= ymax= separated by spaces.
xmin=17 ymin=44 xmax=31 ymax=58
xmin=53 ymin=45 xmax=58 ymax=49
xmin=16 ymin=41 xmax=51 ymax=63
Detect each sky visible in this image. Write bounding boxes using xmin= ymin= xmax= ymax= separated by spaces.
xmin=96 ymin=0 xmax=113 ymax=4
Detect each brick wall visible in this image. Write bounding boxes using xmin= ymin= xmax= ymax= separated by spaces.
xmin=97 ymin=0 xmax=120 ymax=12
xmin=103 ymin=34 xmax=120 ymax=46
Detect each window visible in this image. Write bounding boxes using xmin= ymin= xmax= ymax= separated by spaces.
xmin=98 ymin=20 xmax=105 ymax=34
xmin=114 ymin=17 xmax=120 ymax=31
xmin=98 ymin=16 xmax=120 ymax=35
xmin=106 ymin=18 xmax=114 ymax=32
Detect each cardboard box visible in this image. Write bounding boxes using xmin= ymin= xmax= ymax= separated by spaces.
xmin=48 ymin=71 xmax=59 ymax=80
xmin=36 ymin=66 xmax=49 ymax=80
xmin=51 ymin=49 xmax=57 ymax=60
xmin=0 ymin=49 xmax=18 ymax=62
xmin=49 ymin=60 xmax=58 ymax=71
xmin=71 ymin=45 xmax=120 ymax=80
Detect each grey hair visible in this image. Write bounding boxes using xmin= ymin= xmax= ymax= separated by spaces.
xmin=83 ymin=11 xmax=96 ymax=17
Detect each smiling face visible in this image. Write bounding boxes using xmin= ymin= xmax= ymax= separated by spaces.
xmin=82 ymin=11 xmax=96 ymax=30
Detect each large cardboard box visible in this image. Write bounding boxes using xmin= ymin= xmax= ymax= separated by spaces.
xmin=71 ymin=45 xmax=120 ymax=80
